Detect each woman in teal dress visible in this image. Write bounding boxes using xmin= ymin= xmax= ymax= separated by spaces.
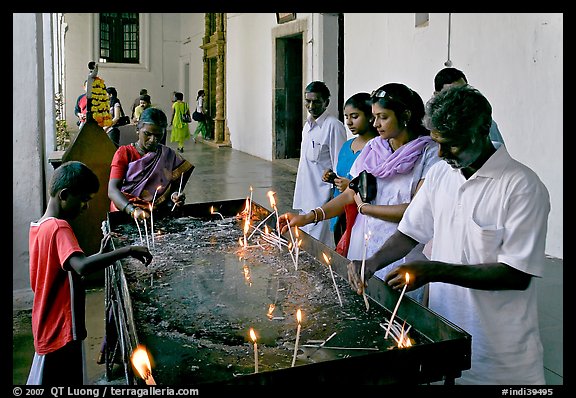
xmin=322 ymin=92 xmax=378 ymax=247
xmin=170 ymin=91 xmax=191 ymax=153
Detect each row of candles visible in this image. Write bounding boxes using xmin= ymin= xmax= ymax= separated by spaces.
xmin=129 ymin=184 xmax=412 ymax=383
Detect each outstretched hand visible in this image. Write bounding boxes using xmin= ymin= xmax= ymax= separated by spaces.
xmin=278 ymin=212 xmax=309 ymax=234
xmin=130 ymin=245 xmax=153 ymax=266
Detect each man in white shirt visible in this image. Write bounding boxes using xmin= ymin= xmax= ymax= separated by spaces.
xmin=293 ymin=81 xmax=347 ymax=248
xmin=348 ymin=85 xmax=550 ymax=385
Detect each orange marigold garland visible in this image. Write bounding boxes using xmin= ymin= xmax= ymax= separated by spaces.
xmin=90 ymin=77 xmax=113 ymax=128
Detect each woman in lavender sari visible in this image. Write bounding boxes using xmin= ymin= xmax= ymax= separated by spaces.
xmin=280 ymin=83 xmax=440 ymax=303
xmin=108 ymin=107 xmax=194 ymax=220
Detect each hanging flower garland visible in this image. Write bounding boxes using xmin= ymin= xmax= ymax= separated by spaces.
xmin=90 ymin=77 xmax=113 ymax=128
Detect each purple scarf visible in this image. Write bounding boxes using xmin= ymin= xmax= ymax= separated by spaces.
xmin=354 ymin=135 xmax=433 ymax=179
xmin=122 ymin=145 xmax=192 ymax=207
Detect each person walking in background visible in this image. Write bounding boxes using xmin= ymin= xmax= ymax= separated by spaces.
xmin=74 ymin=80 xmax=87 ymax=128
xmin=170 ymin=91 xmax=191 ymax=153
xmin=321 ymin=92 xmax=378 ymax=246
xmin=348 ymin=85 xmax=550 ymax=384
xmin=433 ymin=67 xmax=505 ymax=145
xmin=26 ymin=161 xmax=152 ymax=385
xmin=132 ymin=94 xmax=152 ymax=124
xmin=192 ymin=89 xmax=208 ymax=142
xmin=105 ymin=86 xmax=127 ymax=147
xmin=291 ymin=81 xmax=347 ymax=248
xmin=131 ymin=88 xmax=148 ymax=120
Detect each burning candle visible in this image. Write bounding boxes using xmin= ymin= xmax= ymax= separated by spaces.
xmin=385 ymin=272 xmax=410 ymax=339
xmin=291 ymin=309 xmax=302 ymax=367
xmin=361 ymin=231 xmax=371 ymax=312
xmin=149 ymin=203 xmax=155 ymax=249
xmin=267 ymin=191 xmax=281 ymax=248
xmin=322 ymin=253 xmax=343 ymax=307
xmin=243 ymin=213 xmax=250 ymax=249
xmin=171 ymin=174 xmax=184 ymax=211
xmin=249 ymin=328 xmax=258 ymax=373
xmin=131 ymin=345 xmax=156 ymax=385
xmin=134 ymin=212 xmax=144 ymax=245
xmin=295 ymin=228 xmax=301 ymax=271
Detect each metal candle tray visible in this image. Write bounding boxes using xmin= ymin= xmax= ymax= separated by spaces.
xmin=103 ymin=198 xmax=470 ymax=385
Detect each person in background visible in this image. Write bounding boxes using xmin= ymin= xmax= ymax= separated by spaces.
xmin=74 ymin=80 xmax=87 ymax=128
xmin=105 ymin=86 xmax=126 ymax=147
xmin=108 ymin=107 xmax=194 ymax=221
xmin=192 ymin=89 xmax=208 ymax=142
xmin=291 ymin=81 xmax=347 ymax=248
xmin=170 ymin=91 xmax=191 ymax=153
xmin=433 ymin=67 xmax=505 ymax=144
xmin=283 ymin=83 xmax=439 ymax=304
xmin=348 ymin=85 xmax=550 ymax=384
xmin=131 ymin=88 xmax=148 ymax=120
xmin=26 ymin=161 xmax=152 ymax=385
xmin=132 ymin=94 xmax=152 ymax=124
xmin=321 ymin=92 xmax=378 ymax=247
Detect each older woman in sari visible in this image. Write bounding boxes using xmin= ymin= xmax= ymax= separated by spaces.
xmin=108 ymin=107 xmax=194 ymax=219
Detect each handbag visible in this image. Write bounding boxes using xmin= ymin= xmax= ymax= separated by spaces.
xmin=348 ymin=170 xmax=377 ymax=203
xmin=192 ymin=110 xmax=205 ymax=122
xmin=182 ymin=112 xmax=192 ymax=123
xmin=115 ymin=115 xmax=131 ymax=126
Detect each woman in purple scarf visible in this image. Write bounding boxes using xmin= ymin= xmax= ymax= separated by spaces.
xmin=280 ymin=83 xmax=440 ymax=304
xmin=108 ymin=107 xmax=194 ymax=220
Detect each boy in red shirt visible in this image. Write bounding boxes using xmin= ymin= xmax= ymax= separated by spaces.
xmin=26 ymin=161 xmax=152 ymax=385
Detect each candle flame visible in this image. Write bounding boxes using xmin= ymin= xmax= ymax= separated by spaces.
xmin=131 ymin=345 xmax=153 ymax=381
xmin=267 ymin=191 xmax=277 ymax=208
xmin=405 ymin=272 xmax=410 ymax=284
xmin=210 ymin=206 xmax=215 ymax=214
xmin=295 ymin=228 xmax=300 ymax=238
xmin=297 ymin=238 xmax=302 ymax=247
xmin=267 ymin=304 xmax=275 ymax=319
xmin=288 ymin=242 xmax=293 ymax=250
xmin=250 ymin=185 xmax=253 ymax=192
xmin=245 ymin=197 xmax=250 ymax=212
xmin=322 ymin=252 xmax=330 ymax=264
xmin=156 ymin=185 xmax=161 ymax=191
xmin=264 ymin=225 xmax=270 ymax=235
xmin=296 ymin=308 xmax=302 ymax=323
xmin=249 ymin=328 xmax=257 ymax=342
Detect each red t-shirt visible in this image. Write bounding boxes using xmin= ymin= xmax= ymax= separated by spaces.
xmin=29 ymin=218 xmax=84 ymax=355
xmin=109 ymin=144 xmax=142 ymax=211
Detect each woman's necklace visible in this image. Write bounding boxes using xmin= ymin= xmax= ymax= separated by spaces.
xmin=134 ymin=141 xmax=146 ymax=155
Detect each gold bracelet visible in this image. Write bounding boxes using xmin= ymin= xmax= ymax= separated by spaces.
xmin=357 ymin=203 xmax=368 ymax=215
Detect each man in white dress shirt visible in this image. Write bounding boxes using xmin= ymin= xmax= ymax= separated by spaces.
xmin=293 ymin=81 xmax=347 ymax=248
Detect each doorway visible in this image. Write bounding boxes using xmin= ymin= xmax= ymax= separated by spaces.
xmin=275 ymin=34 xmax=303 ymax=160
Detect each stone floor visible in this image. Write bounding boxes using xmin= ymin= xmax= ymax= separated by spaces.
xmin=12 ymin=137 xmax=563 ymax=385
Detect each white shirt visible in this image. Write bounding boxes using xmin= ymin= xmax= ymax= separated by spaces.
xmin=293 ymin=111 xmax=346 ymax=247
xmin=399 ymin=144 xmax=550 ymax=384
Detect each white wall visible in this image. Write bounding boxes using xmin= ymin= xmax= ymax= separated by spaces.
xmin=344 ymin=13 xmax=562 ymax=258
xmin=13 ymin=13 xmax=46 ymax=292
xmin=64 ymin=13 xmax=185 ymax=130
xmin=226 ymin=13 xmax=275 ymax=160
